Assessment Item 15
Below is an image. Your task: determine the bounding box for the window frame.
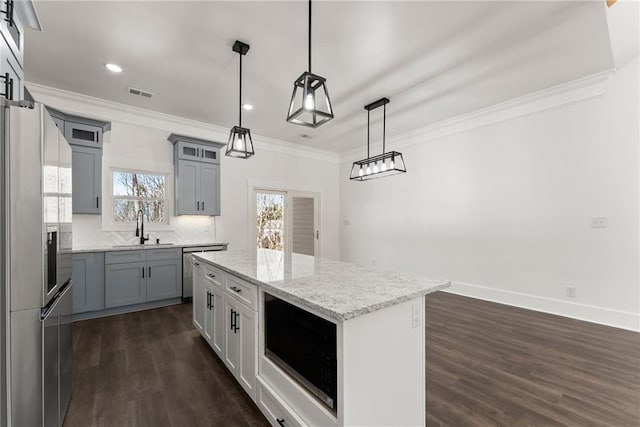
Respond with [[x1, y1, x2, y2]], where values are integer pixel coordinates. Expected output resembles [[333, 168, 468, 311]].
[[104, 167, 172, 231]]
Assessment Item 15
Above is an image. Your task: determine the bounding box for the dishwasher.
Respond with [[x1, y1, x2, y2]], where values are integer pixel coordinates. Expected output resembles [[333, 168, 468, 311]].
[[182, 245, 226, 301]]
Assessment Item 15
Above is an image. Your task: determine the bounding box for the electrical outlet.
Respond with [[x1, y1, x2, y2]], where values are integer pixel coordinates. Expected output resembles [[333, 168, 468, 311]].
[[412, 303, 421, 328], [566, 286, 577, 298], [590, 217, 608, 228]]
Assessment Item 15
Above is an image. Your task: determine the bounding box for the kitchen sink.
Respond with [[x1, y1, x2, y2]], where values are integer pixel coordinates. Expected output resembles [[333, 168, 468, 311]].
[[112, 243, 175, 248]]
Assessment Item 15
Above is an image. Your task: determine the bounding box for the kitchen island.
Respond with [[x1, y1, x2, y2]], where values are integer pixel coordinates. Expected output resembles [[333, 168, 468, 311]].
[[191, 249, 449, 426]]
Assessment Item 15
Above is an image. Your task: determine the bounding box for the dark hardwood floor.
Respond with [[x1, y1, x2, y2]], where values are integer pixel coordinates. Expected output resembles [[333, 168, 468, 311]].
[[64, 293, 640, 426], [426, 292, 640, 426], [64, 303, 269, 427]]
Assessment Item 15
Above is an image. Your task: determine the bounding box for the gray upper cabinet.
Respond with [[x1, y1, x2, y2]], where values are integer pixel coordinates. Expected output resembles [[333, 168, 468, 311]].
[[177, 160, 200, 215], [72, 252, 105, 314], [200, 163, 220, 215], [48, 109, 110, 215], [71, 145, 102, 214], [169, 133, 224, 216], [64, 121, 102, 148]]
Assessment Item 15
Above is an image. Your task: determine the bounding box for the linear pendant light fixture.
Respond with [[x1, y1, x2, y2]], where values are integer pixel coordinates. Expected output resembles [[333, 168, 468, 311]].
[[350, 98, 406, 181], [286, 0, 334, 128], [226, 40, 255, 159]]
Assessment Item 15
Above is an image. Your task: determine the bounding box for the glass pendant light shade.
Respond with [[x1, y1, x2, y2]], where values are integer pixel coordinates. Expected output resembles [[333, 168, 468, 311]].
[[349, 97, 407, 181], [286, 71, 334, 128], [226, 125, 254, 158], [286, 0, 334, 128], [226, 40, 255, 159]]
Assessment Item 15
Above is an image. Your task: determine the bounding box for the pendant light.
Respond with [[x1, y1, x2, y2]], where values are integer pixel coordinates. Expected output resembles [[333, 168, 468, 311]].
[[226, 40, 255, 159], [350, 98, 407, 181], [286, 0, 334, 128]]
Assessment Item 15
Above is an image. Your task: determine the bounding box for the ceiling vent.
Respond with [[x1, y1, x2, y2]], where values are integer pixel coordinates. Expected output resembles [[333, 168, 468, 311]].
[[128, 87, 153, 98]]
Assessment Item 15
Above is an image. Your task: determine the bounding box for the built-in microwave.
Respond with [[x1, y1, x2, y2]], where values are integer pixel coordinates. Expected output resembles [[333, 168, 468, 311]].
[[264, 293, 337, 412]]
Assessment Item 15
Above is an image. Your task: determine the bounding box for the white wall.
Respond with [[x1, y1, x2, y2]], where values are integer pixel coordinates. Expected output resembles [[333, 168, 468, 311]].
[[339, 57, 639, 331], [27, 84, 341, 259]]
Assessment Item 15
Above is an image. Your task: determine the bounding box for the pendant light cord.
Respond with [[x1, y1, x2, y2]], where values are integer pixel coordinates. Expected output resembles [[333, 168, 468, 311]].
[[239, 51, 242, 129], [382, 103, 386, 154], [308, 0, 312, 73], [367, 110, 370, 158]]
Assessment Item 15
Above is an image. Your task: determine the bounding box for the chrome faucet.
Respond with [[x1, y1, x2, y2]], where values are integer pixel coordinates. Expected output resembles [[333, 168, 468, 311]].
[[135, 209, 149, 245]]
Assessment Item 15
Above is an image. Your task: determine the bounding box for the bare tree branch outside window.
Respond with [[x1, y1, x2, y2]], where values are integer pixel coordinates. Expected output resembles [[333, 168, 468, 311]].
[[113, 171, 166, 223], [256, 193, 284, 251]]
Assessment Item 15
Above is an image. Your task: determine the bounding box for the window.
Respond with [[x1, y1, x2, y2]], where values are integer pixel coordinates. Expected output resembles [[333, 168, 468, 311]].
[[256, 192, 285, 251], [112, 170, 167, 223]]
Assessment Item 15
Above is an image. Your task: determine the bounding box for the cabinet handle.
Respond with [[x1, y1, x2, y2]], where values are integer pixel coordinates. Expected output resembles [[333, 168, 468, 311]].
[[234, 311, 240, 333], [197, 201, 200, 211], [96, 197, 99, 209], [206, 291, 210, 309], [2, 0, 14, 27], [210, 293, 214, 310], [194, 262, 200, 267], [230, 309, 235, 330], [202, 201, 205, 211], [196, 147, 200, 157], [0, 73, 13, 100], [276, 419, 285, 427], [207, 273, 215, 279], [230, 286, 242, 293], [142, 267, 145, 278], [148, 266, 151, 277]]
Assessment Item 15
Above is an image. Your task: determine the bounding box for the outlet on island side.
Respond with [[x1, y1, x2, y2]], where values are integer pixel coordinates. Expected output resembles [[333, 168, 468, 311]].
[[566, 286, 577, 298], [412, 302, 421, 328]]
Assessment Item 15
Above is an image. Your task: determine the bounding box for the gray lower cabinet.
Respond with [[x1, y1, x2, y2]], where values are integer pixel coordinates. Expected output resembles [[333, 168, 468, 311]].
[[104, 249, 182, 309], [147, 259, 182, 301], [71, 252, 105, 314], [71, 145, 102, 214], [105, 261, 147, 308]]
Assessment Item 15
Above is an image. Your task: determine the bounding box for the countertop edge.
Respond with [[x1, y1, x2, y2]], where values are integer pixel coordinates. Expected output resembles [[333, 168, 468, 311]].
[[72, 242, 229, 254], [193, 253, 452, 322]]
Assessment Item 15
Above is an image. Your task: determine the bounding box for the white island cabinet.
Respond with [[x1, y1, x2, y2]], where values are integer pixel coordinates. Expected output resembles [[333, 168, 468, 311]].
[[192, 249, 450, 427]]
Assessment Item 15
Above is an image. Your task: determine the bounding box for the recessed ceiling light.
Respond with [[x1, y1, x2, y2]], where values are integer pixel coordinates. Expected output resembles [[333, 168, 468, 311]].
[[105, 63, 123, 73], [243, 104, 253, 111]]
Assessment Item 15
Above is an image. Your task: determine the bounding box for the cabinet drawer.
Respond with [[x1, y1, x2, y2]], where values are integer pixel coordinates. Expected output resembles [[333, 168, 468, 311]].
[[203, 264, 224, 289], [226, 275, 257, 310], [105, 250, 147, 264], [257, 379, 306, 427], [146, 247, 181, 261]]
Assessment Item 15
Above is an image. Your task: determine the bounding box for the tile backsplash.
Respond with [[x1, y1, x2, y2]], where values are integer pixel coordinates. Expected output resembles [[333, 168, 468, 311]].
[[72, 214, 219, 249]]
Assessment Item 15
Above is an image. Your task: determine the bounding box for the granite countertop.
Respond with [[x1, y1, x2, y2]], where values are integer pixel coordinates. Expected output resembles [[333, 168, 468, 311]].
[[72, 242, 228, 254], [192, 249, 450, 321]]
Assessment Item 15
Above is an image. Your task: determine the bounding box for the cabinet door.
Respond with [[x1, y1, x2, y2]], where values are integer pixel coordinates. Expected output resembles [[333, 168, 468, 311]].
[[199, 146, 220, 164], [71, 146, 102, 214], [176, 160, 200, 215], [200, 163, 220, 216], [176, 141, 203, 161], [146, 259, 182, 301], [203, 282, 214, 343], [64, 121, 102, 148], [236, 302, 257, 400], [0, 41, 22, 101], [105, 262, 147, 308], [0, 6, 23, 65], [224, 297, 240, 376], [210, 283, 225, 357], [193, 262, 205, 333], [71, 252, 105, 314]]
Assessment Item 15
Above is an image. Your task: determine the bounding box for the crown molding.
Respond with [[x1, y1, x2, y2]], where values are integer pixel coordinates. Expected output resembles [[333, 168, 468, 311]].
[[340, 69, 614, 162], [26, 82, 340, 164]]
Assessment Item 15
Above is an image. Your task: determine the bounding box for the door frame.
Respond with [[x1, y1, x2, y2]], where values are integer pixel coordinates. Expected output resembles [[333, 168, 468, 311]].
[[249, 183, 321, 257]]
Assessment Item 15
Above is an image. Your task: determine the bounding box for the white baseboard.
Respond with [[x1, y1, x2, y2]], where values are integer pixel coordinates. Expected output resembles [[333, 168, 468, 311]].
[[444, 281, 640, 332]]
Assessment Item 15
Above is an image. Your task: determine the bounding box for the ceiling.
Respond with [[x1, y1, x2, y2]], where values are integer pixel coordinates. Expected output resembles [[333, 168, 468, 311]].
[[26, 1, 615, 153]]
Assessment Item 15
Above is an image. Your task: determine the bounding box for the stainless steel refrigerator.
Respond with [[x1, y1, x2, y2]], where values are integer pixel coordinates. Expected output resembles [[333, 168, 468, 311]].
[[1, 98, 73, 427]]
